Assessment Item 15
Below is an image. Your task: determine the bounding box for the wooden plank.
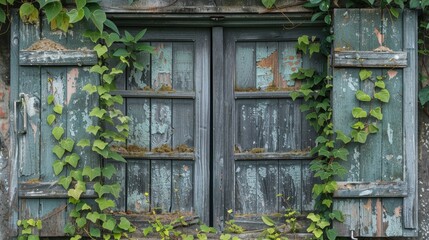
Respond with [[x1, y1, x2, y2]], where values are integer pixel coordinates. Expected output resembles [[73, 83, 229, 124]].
[[278, 161, 302, 212], [127, 98, 150, 149], [152, 42, 173, 90], [333, 51, 407, 68], [127, 160, 150, 213], [301, 161, 316, 211], [112, 90, 195, 99], [256, 42, 278, 90], [234, 151, 312, 160], [122, 153, 194, 160], [333, 199, 360, 237], [334, 181, 407, 198], [151, 160, 172, 212], [235, 42, 256, 90], [19, 50, 98, 66], [172, 99, 194, 148], [19, 182, 97, 198], [212, 27, 225, 228], [128, 49, 151, 90], [172, 161, 193, 212], [255, 100, 278, 152], [279, 42, 301, 87], [235, 161, 257, 214], [39, 200, 67, 236], [173, 42, 194, 91], [104, 162, 126, 211], [235, 91, 298, 99], [235, 99, 257, 152], [403, 9, 418, 235], [150, 99, 173, 149], [278, 99, 301, 151], [256, 161, 278, 213]]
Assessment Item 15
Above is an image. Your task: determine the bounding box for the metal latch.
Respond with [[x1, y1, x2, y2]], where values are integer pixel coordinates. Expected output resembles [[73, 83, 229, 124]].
[[14, 93, 27, 135], [351, 230, 358, 240]]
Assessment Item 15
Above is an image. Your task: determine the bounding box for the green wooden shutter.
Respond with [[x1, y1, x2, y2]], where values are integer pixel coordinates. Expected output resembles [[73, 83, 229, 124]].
[[10, 12, 98, 236], [332, 9, 418, 237]]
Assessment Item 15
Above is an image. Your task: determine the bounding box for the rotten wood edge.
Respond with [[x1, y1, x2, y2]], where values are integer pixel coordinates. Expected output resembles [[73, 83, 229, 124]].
[[111, 90, 195, 99], [333, 51, 407, 68], [122, 152, 195, 160], [234, 91, 298, 99], [234, 151, 312, 160], [334, 181, 408, 198], [19, 182, 97, 199], [19, 50, 98, 66]]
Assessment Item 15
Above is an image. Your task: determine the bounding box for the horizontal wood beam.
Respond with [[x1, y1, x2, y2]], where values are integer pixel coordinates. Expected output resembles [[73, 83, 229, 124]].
[[19, 182, 97, 199], [19, 50, 98, 66], [333, 51, 407, 68], [334, 181, 408, 198], [234, 91, 297, 99], [234, 151, 312, 160], [112, 90, 195, 99], [122, 152, 195, 160]]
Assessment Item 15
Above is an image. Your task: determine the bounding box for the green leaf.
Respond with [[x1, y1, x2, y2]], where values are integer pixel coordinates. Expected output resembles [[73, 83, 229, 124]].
[[52, 145, 65, 158], [102, 218, 116, 231], [47, 94, 55, 104], [53, 160, 65, 175], [68, 188, 84, 200], [374, 89, 390, 103], [90, 227, 101, 238], [86, 212, 100, 223], [52, 126, 64, 140], [352, 107, 367, 118], [60, 138, 75, 152], [93, 139, 108, 150], [82, 83, 98, 94], [96, 197, 116, 211], [317, 219, 330, 229], [322, 199, 332, 208], [77, 139, 90, 148], [53, 104, 63, 115], [108, 150, 127, 163], [311, 11, 324, 22], [356, 90, 371, 101], [390, 7, 399, 18], [90, 107, 107, 118], [375, 80, 385, 89], [290, 91, 301, 101], [261, 215, 275, 227], [327, 229, 338, 240], [58, 176, 72, 189], [335, 130, 351, 144], [298, 35, 309, 45], [102, 164, 117, 179], [118, 217, 131, 230], [113, 48, 130, 57], [89, 65, 109, 75], [359, 69, 372, 80], [65, 153, 80, 168], [64, 223, 76, 235], [329, 210, 344, 222], [67, 8, 84, 23], [352, 121, 365, 130], [28, 235, 39, 240], [419, 86, 429, 105], [19, 3, 39, 24], [307, 213, 320, 222], [76, 217, 87, 228], [83, 166, 101, 181], [333, 148, 349, 161], [104, 18, 119, 34], [370, 107, 383, 120], [44, 1, 62, 22], [86, 125, 101, 135], [76, 0, 86, 9], [94, 44, 108, 57], [309, 42, 320, 57], [70, 170, 83, 181], [369, 123, 379, 133], [351, 130, 368, 143], [47, 114, 56, 125], [91, 9, 106, 33]]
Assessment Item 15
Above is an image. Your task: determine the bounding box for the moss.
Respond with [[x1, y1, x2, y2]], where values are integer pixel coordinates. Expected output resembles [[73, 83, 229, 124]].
[[143, 86, 154, 91], [158, 84, 175, 92], [152, 144, 173, 153], [127, 145, 148, 153], [175, 144, 194, 153], [250, 148, 265, 153]]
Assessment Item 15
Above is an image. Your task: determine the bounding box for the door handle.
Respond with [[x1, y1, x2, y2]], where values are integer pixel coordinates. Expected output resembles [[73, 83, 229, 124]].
[[14, 93, 27, 135]]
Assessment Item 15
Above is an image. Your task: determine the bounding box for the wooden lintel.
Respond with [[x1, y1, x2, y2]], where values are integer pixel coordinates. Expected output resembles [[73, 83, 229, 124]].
[[19, 50, 98, 66], [19, 182, 97, 199], [334, 181, 408, 198], [111, 90, 195, 99], [333, 51, 407, 68], [234, 91, 297, 99], [234, 151, 312, 160]]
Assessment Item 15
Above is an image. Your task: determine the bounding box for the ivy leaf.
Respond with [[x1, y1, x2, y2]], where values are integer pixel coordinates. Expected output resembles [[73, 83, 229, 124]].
[[326, 229, 338, 240], [375, 80, 385, 89], [307, 213, 321, 222], [370, 107, 383, 120], [90, 227, 101, 238], [86, 125, 101, 135], [108, 150, 127, 163], [335, 130, 351, 144], [44, 1, 63, 22], [52, 160, 65, 175], [298, 35, 310, 45], [329, 210, 344, 222], [351, 130, 368, 144], [52, 126, 64, 140], [82, 83, 98, 94], [77, 139, 90, 148], [58, 176, 72, 189], [65, 153, 80, 168], [52, 145, 65, 158], [369, 123, 379, 133], [352, 121, 365, 130], [309, 43, 320, 57], [322, 199, 333, 208], [76, 217, 87, 228], [118, 217, 131, 230], [102, 164, 117, 180], [96, 197, 116, 211], [47, 114, 56, 125], [93, 139, 108, 150], [261, 216, 275, 227], [90, 107, 107, 118], [102, 218, 116, 231], [333, 148, 349, 161], [70, 170, 83, 181], [355, 90, 371, 102], [359, 69, 372, 81], [89, 65, 109, 75], [91, 9, 106, 33], [68, 188, 84, 200], [104, 18, 120, 34], [86, 212, 100, 223], [53, 104, 63, 115], [317, 219, 331, 229], [374, 89, 390, 103], [94, 44, 108, 57], [83, 166, 101, 181], [390, 7, 399, 18], [290, 91, 301, 101], [47, 94, 55, 105], [352, 107, 367, 118], [19, 3, 39, 24], [419, 85, 429, 105], [67, 8, 84, 23], [60, 138, 75, 152]]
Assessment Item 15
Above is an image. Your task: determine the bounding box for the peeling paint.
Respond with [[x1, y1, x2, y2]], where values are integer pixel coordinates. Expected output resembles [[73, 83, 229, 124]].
[[387, 123, 393, 144], [66, 68, 78, 105]]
